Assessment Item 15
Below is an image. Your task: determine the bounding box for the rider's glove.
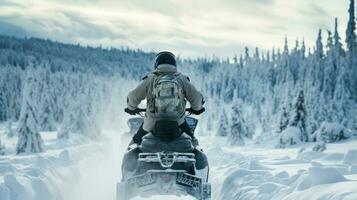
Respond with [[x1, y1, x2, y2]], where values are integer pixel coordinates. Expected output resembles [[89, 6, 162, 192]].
[[132, 134, 142, 144], [125, 108, 139, 115], [188, 107, 205, 115], [192, 137, 199, 147], [127, 142, 138, 151]]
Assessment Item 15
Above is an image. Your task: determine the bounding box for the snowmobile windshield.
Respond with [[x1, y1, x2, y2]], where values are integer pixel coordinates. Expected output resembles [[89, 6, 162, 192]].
[[185, 117, 198, 132]]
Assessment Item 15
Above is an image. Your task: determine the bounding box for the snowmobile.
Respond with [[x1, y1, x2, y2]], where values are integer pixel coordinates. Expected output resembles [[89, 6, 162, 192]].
[[117, 109, 211, 200]]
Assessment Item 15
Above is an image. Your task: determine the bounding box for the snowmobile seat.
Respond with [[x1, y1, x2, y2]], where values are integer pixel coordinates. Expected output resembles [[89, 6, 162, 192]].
[[139, 133, 194, 153]]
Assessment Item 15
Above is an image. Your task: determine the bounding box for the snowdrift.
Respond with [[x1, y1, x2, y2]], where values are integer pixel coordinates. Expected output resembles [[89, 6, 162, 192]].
[[211, 139, 357, 200]]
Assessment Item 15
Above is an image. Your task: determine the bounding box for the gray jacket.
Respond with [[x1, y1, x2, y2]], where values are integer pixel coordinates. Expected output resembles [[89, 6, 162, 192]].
[[127, 64, 204, 131]]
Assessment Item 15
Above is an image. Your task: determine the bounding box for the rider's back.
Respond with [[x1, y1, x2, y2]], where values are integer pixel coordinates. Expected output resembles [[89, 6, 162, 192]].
[[127, 63, 204, 135]]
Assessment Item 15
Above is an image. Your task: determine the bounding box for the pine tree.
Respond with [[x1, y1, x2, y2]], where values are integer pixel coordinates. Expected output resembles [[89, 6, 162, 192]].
[[345, 0, 357, 99], [217, 109, 229, 136], [16, 72, 44, 154], [333, 62, 353, 125], [254, 47, 260, 61], [301, 39, 306, 58], [0, 86, 5, 121], [244, 47, 250, 64], [0, 137, 5, 155], [316, 29, 324, 59], [290, 90, 308, 142], [228, 105, 250, 146], [315, 29, 325, 92], [334, 18, 344, 57], [324, 30, 336, 99], [38, 68, 56, 131], [57, 76, 101, 139], [57, 109, 73, 139], [283, 36, 289, 54], [5, 121, 15, 137], [239, 55, 244, 68], [346, 0, 356, 53], [279, 107, 289, 133]]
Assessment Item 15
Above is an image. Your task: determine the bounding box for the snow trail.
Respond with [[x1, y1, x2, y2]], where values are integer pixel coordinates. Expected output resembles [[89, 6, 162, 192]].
[[50, 134, 357, 200], [2, 128, 357, 200], [62, 130, 128, 200]]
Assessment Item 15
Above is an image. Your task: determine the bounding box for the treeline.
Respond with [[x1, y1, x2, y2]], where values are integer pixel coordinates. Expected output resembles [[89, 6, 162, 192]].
[[1, 0, 357, 153], [209, 2, 357, 146]]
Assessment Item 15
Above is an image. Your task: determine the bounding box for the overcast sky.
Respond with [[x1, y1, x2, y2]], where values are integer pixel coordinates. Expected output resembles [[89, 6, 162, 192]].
[[0, 0, 350, 58]]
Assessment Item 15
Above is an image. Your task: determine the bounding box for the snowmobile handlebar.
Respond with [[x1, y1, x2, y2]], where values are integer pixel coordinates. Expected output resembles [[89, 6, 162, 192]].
[[124, 107, 205, 115]]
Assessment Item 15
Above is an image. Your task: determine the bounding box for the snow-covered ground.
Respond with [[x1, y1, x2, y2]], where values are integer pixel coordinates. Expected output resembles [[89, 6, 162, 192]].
[[205, 137, 357, 200], [1, 125, 357, 200]]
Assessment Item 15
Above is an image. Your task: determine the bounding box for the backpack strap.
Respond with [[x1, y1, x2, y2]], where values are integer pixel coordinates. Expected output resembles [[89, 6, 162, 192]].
[[146, 73, 157, 113]]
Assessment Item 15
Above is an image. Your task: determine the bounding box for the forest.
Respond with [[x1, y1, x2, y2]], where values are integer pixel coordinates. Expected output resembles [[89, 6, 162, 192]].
[[0, 0, 356, 154]]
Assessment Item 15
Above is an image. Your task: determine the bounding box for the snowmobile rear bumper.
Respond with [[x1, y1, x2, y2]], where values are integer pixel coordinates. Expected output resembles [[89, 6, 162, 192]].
[[117, 170, 211, 200]]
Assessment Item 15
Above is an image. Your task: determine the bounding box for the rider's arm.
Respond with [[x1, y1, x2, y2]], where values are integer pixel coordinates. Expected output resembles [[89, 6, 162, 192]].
[[179, 75, 205, 111], [127, 76, 151, 110]]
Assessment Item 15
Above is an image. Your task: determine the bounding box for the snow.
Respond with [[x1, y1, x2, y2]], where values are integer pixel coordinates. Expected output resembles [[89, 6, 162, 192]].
[[313, 122, 350, 143], [206, 137, 357, 200], [1, 123, 357, 200], [296, 167, 346, 191], [343, 150, 357, 165], [0, 13, 357, 199], [279, 126, 302, 146]]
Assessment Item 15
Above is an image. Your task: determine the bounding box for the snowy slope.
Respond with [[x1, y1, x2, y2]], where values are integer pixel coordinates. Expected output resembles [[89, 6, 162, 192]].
[[207, 138, 357, 200], [1, 124, 357, 200]]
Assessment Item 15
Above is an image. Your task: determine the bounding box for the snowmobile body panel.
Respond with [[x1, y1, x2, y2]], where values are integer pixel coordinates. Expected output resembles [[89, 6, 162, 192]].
[[117, 170, 211, 200]]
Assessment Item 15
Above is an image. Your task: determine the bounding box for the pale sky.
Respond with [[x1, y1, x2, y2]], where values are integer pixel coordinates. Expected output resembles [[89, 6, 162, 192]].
[[0, 0, 350, 58]]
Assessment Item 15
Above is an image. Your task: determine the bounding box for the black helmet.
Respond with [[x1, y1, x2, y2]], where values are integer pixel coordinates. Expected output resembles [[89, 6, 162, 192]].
[[154, 51, 176, 68]]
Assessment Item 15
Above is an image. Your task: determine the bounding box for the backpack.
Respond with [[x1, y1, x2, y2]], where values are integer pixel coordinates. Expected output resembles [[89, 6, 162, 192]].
[[151, 73, 186, 120]]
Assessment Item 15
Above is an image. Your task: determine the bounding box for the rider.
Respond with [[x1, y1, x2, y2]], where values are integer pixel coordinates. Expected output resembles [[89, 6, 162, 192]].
[[125, 51, 205, 146]]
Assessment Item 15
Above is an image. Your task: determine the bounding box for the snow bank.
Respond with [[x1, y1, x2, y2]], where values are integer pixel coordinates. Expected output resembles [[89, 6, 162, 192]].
[[0, 130, 114, 200], [0, 150, 78, 200], [296, 167, 346, 191], [313, 122, 350, 143], [212, 140, 357, 200], [343, 149, 357, 165], [249, 159, 271, 170], [217, 168, 272, 200], [278, 127, 302, 147]]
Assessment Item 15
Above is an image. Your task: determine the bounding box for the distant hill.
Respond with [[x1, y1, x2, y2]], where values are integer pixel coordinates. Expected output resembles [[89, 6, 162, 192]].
[[0, 35, 156, 77]]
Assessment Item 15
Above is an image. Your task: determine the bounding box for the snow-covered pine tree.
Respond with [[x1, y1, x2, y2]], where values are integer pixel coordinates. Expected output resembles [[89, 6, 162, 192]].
[[57, 74, 101, 139], [57, 105, 74, 139], [334, 18, 344, 58], [0, 83, 5, 121], [37, 67, 57, 131], [281, 37, 292, 83], [228, 104, 251, 146], [5, 121, 15, 137], [0, 137, 5, 155], [346, 0, 356, 54], [315, 29, 325, 92], [217, 109, 229, 136], [324, 30, 336, 100], [16, 70, 44, 154], [238, 55, 244, 68], [279, 106, 289, 133], [316, 29, 324, 59], [333, 61, 353, 126], [289, 90, 308, 142]]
